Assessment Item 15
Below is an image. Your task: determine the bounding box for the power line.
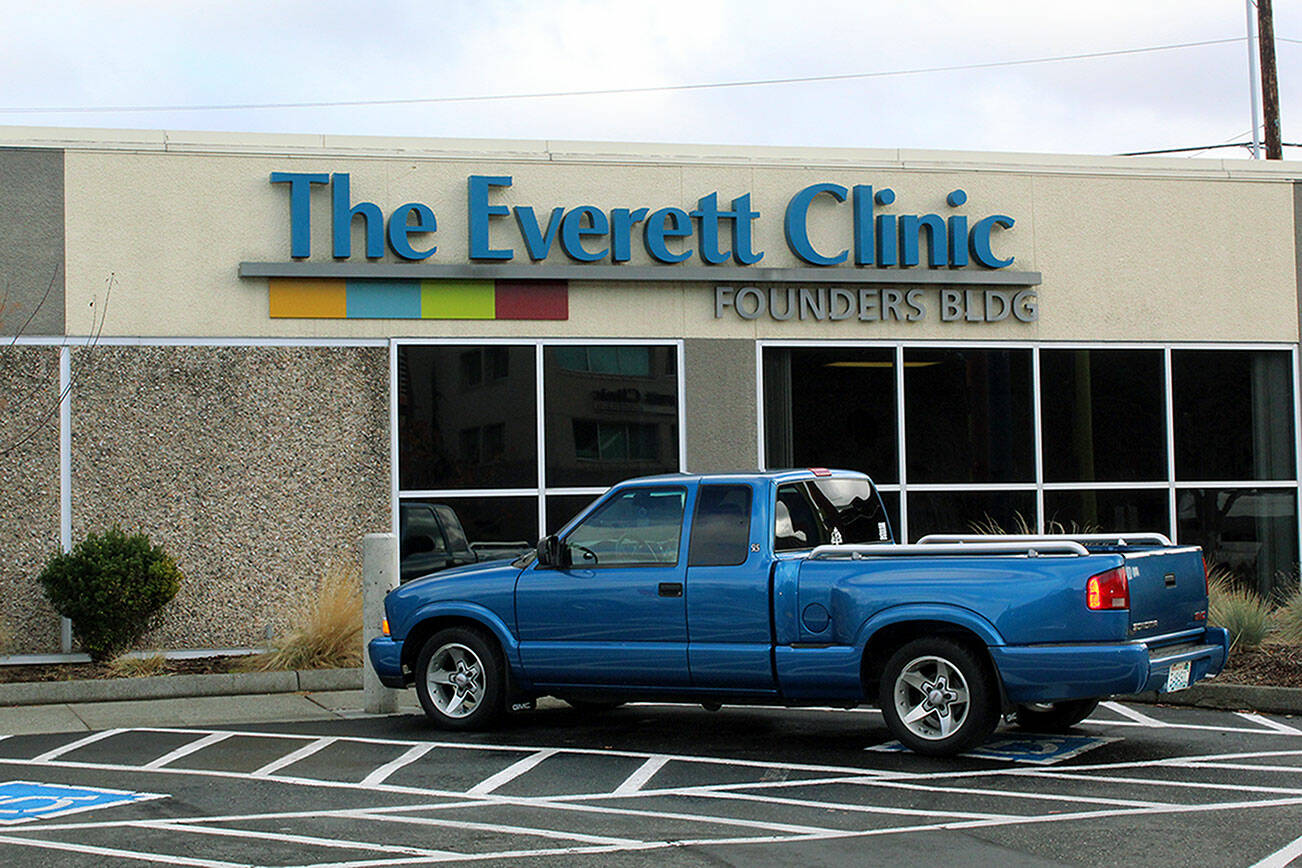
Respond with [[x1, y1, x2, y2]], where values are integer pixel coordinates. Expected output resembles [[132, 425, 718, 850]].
[[0, 37, 1248, 115], [1118, 141, 1302, 156]]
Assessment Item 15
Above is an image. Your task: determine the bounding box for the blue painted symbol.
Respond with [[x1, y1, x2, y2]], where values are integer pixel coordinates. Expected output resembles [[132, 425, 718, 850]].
[[868, 733, 1118, 764], [0, 781, 164, 824]]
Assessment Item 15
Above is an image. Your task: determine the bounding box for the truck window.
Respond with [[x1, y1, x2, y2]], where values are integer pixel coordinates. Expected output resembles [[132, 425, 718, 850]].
[[402, 505, 449, 557], [775, 483, 823, 551], [564, 487, 685, 567], [689, 485, 752, 567], [806, 478, 890, 544], [433, 505, 470, 552]]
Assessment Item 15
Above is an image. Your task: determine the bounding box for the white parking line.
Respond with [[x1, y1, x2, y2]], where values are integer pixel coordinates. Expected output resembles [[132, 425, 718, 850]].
[[466, 749, 558, 796], [1237, 712, 1302, 736], [142, 732, 234, 770], [0, 833, 243, 867], [30, 728, 124, 762], [1251, 830, 1302, 868], [349, 809, 643, 846], [360, 743, 436, 786], [1099, 702, 1165, 726], [250, 736, 337, 778], [144, 820, 457, 859], [611, 755, 669, 796]]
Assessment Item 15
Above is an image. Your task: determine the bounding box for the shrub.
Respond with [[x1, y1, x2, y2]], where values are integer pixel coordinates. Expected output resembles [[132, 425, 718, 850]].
[[107, 653, 168, 678], [1276, 585, 1302, 643], [1207, 566, 1272, 650], [38, 527, 183, 662], [246, 560, 362, 671]]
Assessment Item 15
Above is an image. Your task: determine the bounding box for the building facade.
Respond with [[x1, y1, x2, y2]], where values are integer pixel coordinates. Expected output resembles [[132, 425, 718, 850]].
[[2, 127, 1300, 654]]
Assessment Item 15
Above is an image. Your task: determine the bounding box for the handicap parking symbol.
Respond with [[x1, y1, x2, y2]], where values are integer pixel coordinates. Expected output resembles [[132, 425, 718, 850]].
[[868, 733, 1118, 764], [0, 781, 165, 824]]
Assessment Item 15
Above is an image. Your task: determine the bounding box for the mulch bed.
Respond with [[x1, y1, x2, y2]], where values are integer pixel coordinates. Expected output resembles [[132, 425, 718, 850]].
[[0, 656, 248, 683], [1219, 642, 1302, 689]]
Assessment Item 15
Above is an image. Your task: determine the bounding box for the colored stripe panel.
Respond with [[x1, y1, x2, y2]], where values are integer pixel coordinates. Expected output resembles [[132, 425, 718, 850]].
[[346, 280, 422, 319], [268, 278, 347, 318], [420, 280, 496, 319], [495, 279, 569, 320]]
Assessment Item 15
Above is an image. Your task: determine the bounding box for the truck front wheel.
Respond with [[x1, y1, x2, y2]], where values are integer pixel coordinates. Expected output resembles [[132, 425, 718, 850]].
[[878, 637, 1000, 756], [415, 627, 505, 731]]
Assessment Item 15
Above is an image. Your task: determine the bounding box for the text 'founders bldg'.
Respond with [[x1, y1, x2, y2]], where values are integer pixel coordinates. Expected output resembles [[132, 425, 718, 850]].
[[1, 126, 1300, 654]]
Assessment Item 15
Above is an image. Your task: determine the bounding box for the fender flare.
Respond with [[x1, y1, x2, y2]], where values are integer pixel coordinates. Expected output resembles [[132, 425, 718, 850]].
[[401, 601, 528, 686], [852, 603, 1005, 651]]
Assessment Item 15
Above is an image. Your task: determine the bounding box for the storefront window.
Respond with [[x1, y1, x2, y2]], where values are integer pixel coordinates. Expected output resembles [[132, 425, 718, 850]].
[[399, 495, 538, 560], [906, 490, 1037, 541], [762, 347, 898, 482], [1177, 488, 1298, 598], [544, 345, 679, 488], [398, 345, 537, 490], [904, 349, 1034, 484], [1173, 350, 1295, 481], [1043, 488, 1170, 534], [546, 494, 602, 534], [1040, 349, 1166, 482]]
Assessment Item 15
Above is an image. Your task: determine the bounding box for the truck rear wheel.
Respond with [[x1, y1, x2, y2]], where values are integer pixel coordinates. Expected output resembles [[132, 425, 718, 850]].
[[878, 637, 999, 756], [415, 626, 505, 731], [1014, 699, 1099, 732]]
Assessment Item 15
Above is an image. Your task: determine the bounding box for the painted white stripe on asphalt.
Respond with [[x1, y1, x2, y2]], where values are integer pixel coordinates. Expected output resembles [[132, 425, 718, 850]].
[[466, 749, 558, 796], [349, 809, 642, 846], [360, 743, 436, 787], [1251, 830, 1302, 868], [1237, 712, 1302, 735], [146, 820, 457, 859], [250, 736, 337, 778], [612, 755, 669, 796], [1100, 702, 1165, 726], [30, 727, 124, 762], [0, 833, 243, 868], [142, 731, 234, 770]]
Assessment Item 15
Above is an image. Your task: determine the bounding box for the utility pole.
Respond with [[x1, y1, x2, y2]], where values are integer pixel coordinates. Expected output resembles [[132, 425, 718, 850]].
[[1257, 0, 1282, 159]]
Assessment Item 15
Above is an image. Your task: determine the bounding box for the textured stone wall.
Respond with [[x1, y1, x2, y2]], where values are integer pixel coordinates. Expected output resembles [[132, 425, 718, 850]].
[[0, 347, 62, 653], [70, 345, 389, 649]]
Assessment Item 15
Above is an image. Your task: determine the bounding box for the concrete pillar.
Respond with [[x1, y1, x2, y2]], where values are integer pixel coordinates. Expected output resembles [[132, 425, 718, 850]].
[[362, 532, 399, 714]]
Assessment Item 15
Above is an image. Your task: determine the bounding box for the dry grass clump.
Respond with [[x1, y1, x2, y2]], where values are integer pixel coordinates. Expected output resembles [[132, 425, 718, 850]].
[[245, 561, 363, 671], [1275, 585, 1302, 643], [1207, 565, 1273, 651], [106, 653, 167, 678]]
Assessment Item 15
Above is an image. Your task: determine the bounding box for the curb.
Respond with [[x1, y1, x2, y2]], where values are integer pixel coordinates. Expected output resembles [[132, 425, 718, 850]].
[[0, 668, 363, 707], [1122, 682, 1302, 716]]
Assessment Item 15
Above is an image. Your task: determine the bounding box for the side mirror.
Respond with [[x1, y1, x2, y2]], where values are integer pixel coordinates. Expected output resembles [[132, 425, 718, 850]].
[[536, 534, 567, 568]]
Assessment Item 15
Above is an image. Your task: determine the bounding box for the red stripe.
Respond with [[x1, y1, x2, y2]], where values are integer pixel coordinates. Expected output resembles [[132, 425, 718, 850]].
[[494, 280, 568, 320]]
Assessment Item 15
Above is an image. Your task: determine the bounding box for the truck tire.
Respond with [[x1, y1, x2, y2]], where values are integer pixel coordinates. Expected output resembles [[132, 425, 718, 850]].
[[1014, 699, 1099, 732], [414, 626, 505, 731], [878, 637, 1000, 756]]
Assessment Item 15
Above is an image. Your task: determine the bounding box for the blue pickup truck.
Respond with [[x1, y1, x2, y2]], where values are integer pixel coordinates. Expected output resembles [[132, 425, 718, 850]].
[[368, 469, 1229, 755]]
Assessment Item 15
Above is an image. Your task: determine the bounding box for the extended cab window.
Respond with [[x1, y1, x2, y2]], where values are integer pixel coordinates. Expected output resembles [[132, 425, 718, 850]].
[[402, 505, 449, 558], [775, 478, 888, 551], [564, 487, 685, 567], [689, 485, 753, 567]]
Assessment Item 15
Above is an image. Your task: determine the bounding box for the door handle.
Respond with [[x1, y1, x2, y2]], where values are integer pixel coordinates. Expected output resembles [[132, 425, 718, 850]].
[[658, 582, 683, 598]]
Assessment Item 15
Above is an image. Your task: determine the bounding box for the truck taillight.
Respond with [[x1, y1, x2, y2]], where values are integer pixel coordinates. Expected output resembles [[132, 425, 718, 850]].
[[1087, 567, 1129, 611]]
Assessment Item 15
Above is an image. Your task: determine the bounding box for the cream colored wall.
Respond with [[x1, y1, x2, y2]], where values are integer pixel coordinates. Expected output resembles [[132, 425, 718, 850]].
[[52, 133, 1300, 342]]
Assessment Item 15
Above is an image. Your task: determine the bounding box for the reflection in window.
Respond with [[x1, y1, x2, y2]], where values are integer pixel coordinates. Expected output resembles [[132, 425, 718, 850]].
[[763, 347, 897, 482], [1043, 489, 1170, 534], [1173, 350, 1295, 481], [907, 490, 1037, 542], [1040, 350, 1166, 482], [399, 345, 537, 490], [904, 349, 1034, 484], [544, 346, 679, 488], [565, 487, 685, 566], [546, 495, 601, 535], [411, 495, 539, 554], [1178, 488, 1298, 599]]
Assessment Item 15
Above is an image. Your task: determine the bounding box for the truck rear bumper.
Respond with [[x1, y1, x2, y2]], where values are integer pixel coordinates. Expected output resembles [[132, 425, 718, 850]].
[[991, 626, 1230, 704], [366, 637, 408, 688]]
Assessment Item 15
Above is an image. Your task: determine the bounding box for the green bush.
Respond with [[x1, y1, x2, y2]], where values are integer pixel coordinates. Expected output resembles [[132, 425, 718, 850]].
[[1207, 568, 1272, 650], [38, 527, 183, 662]]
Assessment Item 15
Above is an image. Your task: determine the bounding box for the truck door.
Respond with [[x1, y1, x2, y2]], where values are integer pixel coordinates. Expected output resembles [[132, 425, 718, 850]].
[[516, 485, 691, 686], [686, 483, 777, 691]]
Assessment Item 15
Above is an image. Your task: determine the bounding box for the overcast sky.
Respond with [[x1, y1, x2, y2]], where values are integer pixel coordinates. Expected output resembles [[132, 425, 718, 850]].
[[1, 0, 1299, 159]]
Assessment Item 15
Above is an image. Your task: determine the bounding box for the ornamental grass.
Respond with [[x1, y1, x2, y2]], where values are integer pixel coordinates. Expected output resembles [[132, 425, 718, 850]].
[[245, 560, 363, 671], [1207, 565, 1273, 651]]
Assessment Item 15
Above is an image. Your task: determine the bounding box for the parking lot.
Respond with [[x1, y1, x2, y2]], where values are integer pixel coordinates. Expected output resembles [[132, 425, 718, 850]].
[[0, 699, 1299, 867]]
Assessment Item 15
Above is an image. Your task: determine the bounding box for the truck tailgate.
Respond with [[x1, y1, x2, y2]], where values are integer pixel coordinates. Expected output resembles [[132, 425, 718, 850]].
[[1121, 546, 1207, 640]]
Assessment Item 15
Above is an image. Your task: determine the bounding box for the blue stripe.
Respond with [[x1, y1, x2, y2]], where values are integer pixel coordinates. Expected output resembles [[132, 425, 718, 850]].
[[346, 280, 421, 318]]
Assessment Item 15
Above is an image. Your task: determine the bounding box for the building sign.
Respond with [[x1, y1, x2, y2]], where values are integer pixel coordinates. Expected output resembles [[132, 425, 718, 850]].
[[268, 173, 1018, 271], [714, 286, 1038, 323]]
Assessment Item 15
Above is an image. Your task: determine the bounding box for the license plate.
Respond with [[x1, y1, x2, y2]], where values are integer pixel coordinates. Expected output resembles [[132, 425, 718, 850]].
[[1164, 660, 1191, 692]]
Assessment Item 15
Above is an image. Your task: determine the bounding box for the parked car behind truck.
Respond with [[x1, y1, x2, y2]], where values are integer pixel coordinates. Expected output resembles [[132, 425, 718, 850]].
[[399, 501, 533, 583], [370, 469, 1229, 756]]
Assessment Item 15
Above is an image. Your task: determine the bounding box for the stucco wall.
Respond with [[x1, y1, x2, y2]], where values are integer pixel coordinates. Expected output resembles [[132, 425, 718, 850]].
[[69, 345, 389, 648], [0, 347, 62, 653], [0, 148, 63, 337], [39, 132, 1297, 344]]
